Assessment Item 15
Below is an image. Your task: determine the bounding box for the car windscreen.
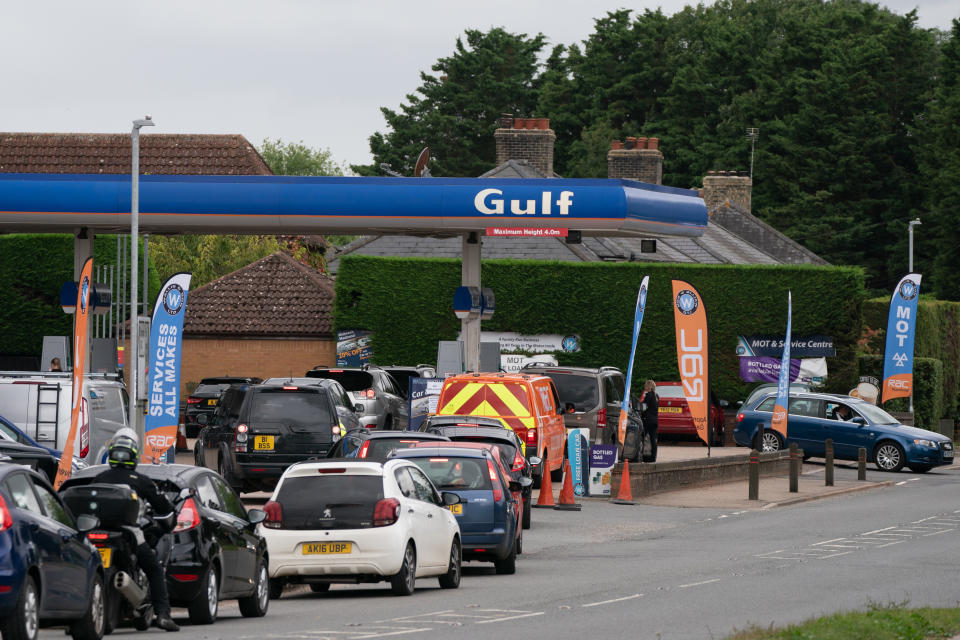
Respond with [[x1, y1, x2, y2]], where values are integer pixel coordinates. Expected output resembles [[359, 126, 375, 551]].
[[193, 383, 232, 395], [447, 436, 517, 463], [248, 390, 332, 427], [366, 438, 432, 460], [656, 385, 687, 399], [854, 402, 899, 425], [276, 475, 383, 529], [305, 370, 374, 392], [544, 373, 599, 409], [408, 457, 492, 490]]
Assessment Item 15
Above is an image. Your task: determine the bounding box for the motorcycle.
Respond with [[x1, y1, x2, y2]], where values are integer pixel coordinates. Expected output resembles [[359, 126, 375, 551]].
[[61, 483, 188, 634]]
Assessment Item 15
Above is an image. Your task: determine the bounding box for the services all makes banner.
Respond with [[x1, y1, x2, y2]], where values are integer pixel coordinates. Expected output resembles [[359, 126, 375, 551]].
[[618, 276, 649, 447], [881, 273, 922, 403], [671, 281, 710, 446], [143, 273, 192, 464]]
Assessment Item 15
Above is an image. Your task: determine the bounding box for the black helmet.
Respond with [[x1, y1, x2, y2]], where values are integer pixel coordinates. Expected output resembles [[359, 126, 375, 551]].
[[107, 427, 139, 469]]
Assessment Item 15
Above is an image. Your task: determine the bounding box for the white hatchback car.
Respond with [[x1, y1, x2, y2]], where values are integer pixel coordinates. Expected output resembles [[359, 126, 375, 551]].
[[261, 459, 463, 596]]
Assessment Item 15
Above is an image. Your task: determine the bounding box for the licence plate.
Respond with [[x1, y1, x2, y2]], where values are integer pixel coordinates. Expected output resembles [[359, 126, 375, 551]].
[[254, 435, 275, 451], [302, 542, 351, 555], [944, 449, 954, 459], [207, 399, 217, 406], [447, 504, 463, 515], [659, 407, 683, 413], [98, 548, 111, 568]]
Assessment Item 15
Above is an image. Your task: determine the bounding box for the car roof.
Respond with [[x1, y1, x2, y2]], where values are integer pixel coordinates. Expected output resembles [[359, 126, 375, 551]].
[[426, 415, 505, 427], [283, 460, 411, 478], [0, 462, 50, 483], [391, 445, 491, 460], [0, 441, 56, 457], [750, 391, 865, 405], [68, 463, 200, 484], [521, 365, 622, 375], [427, 426, 518, 442], [199, 376, 260, 384], [351, 430, 450, 441], [442, 372, 547, 384]]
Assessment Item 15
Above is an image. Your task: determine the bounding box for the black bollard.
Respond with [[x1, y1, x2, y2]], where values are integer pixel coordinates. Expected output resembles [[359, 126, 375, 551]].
[[789, 443, 799, 493], [858, 447, 867, 480], [825, 438, 834, 486], [749, 449, 759, 500]]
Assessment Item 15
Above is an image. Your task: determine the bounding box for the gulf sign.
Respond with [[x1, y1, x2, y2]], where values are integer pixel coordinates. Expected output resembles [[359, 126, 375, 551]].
[[881, 274, 921, 403], [671, 281, 710, 445]]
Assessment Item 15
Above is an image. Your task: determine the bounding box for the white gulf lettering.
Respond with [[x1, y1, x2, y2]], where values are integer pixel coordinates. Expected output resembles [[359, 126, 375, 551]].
[[475, 188, 504, 215], [510, 200, 536, 215]]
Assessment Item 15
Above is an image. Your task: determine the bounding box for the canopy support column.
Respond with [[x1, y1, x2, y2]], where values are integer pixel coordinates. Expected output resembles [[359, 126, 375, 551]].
[[461, 232, 481, 372]]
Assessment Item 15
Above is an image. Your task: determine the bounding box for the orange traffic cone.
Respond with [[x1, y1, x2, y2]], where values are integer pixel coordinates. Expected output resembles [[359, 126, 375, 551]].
[[533, 461, 556, 508], [611, 460, 636, 505], [175, 423, 189, 453], [554, 459, 582, 511]]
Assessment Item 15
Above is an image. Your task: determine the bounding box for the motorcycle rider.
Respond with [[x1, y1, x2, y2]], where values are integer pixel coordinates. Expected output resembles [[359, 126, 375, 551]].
[[95, 428, 180, 632]]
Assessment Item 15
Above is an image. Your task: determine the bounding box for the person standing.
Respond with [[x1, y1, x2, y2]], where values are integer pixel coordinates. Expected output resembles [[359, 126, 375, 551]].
[[640, 380, 659, 462]]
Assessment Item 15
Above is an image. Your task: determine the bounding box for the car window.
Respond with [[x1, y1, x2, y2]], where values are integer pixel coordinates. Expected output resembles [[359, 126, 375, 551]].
[[604, 376, 621, 404], [194, 474, 222, 510], [367, 438, 428, 460], [756, 397, 775, 412], [194, 383, 232, 394], [410, 457, 491, 492], [407, 466, 442, 505], [544, 374, 599, 410], [210, 475, 247, 519], [33, 480, 76, 527], [338, 435, 362, 457], [248, 390, 333, 427], [329, 381, 353, 410], [380, 373, 401, 396], [394, 467, 416, 498], [4, 473, 42, 513], [275, 475, 384, 529], [656, 385, 687, 399], [789, 399, 820, 417], [0, 418, 23, 442], [305, 370, 374, 392]]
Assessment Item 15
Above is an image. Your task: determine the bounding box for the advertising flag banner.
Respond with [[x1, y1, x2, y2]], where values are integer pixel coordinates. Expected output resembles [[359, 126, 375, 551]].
[[567, 428, 590, 497], [618, 276, 649, 447], [54, 257, 93, 489], [770, 292, 792, 439], [143, 273, 192, 464], [881, 274, 922, 403], [671, 281, 710, 446]]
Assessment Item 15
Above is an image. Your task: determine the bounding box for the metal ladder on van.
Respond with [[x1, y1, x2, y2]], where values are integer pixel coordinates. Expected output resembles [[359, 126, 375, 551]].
[[35, 383, 61, 445]]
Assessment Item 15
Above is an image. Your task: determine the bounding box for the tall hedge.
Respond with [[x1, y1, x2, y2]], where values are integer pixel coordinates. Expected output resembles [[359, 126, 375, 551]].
[[862, 298, 960, 420], [0, 234, 160, 356], [858, 355, 944, 432], [334, 255, 866, 402]]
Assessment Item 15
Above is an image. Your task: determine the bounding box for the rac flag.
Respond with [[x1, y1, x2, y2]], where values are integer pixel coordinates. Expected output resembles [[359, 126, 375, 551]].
[[770, 292, 792, 440], [881, 273, 921, 404], [618, 276, 649, 448], [143, 273, 192, 464], [671, 281, 710, 446], [54, 256, 93, 489]]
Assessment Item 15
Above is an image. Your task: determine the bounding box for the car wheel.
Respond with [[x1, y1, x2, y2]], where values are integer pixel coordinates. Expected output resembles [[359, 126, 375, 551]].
[[760, 430, 782, 452], [309, 583, 331, 593], [437, 539, 461, 589], [874, 441, 905, 472], [268, 579, 285, 600], [194, 445, 204, 468], [238, 558, 269, 618], [69, 573, 105, 640], [516, 527, 523, 556], [522, 495, 531, 530], [494, 538, 517, 575], [908, 465, 932, 474], [390, 543, 417, 596], [383, 415, 393, 431], [218, 456, 242, 493], [0, 574, 39, 640], [188, 566, 219, 625]]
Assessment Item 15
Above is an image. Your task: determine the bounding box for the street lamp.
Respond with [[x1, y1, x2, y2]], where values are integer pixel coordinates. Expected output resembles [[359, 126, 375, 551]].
[[128, 115, 154, 432], [908, 218, 921, 272]]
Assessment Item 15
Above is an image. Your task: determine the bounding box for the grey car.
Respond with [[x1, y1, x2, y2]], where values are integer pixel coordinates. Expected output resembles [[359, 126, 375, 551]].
[[519, 365, 627, 445], [304, 366, 409, 430], [379, 365, 437, 399]]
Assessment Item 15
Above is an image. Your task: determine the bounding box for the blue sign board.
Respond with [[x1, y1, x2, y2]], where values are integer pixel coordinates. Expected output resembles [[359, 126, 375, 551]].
[[567, 429, 590, 497]]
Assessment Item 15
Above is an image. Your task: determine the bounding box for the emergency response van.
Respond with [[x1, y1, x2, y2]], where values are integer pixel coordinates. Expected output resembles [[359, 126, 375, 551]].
[[435, 373, 566, 485]]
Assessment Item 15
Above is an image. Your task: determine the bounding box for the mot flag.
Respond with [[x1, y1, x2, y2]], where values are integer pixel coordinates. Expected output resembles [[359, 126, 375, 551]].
[[143, 272, 192, 464], [881, 274, 921, 404], [770, 292, 792, 439], [671, 280, 710, 446], [618, 276, 649, 447]]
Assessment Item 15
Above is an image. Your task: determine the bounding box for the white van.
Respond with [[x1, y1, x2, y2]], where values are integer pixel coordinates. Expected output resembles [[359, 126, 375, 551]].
[[0, 371, 129, 465]]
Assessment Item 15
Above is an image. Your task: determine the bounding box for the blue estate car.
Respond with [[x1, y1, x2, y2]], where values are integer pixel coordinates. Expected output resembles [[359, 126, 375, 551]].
[[0, 463, 105, 640], [734, 392, 954, 473], [390, 445, 526, 574]]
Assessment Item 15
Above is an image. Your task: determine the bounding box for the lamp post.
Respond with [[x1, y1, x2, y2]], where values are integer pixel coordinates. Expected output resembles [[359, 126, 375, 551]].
[[908, 217, 921, 415], [128, 115, 154, 432]]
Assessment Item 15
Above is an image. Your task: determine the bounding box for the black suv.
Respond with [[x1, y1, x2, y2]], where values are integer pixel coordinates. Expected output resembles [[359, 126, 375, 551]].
[[520, 365, 627, 445], [194, 379, 361, 493], [185, 376, 262, 436]]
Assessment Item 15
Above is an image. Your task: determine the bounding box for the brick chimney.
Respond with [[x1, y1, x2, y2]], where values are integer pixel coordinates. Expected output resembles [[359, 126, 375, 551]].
[[701, 170, 752, 213], [494, 114, 555, 176], [607, 137, 662, 184]]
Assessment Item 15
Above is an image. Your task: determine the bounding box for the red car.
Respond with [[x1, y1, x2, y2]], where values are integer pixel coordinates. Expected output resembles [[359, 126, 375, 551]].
[[654, 382, 726, 446]]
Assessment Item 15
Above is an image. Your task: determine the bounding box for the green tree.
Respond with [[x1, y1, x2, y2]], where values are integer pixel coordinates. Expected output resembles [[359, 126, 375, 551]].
[[259, 138, 345, 176], [150, 235, 283, 288], [357, 28, 546, 177]]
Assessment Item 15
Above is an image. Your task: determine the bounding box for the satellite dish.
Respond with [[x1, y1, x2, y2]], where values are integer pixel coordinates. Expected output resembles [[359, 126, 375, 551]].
[[414, 147, 430, 177]]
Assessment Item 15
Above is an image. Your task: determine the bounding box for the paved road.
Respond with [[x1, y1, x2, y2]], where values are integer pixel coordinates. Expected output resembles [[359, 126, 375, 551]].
[[50, 450, 959, 640]]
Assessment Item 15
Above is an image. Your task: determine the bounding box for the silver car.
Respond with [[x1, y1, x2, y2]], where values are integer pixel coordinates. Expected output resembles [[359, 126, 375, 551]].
[[304, 366, 409, 430]]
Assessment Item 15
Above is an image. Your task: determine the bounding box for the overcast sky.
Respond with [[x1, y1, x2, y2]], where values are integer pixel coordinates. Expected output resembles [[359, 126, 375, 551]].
[[2, 1, 956, 171]]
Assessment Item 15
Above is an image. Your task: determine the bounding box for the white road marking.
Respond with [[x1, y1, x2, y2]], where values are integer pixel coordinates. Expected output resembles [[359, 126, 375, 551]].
[[475, 612, 545, 624], [582, 594, 642, 608], [677, 578, 720, 588]]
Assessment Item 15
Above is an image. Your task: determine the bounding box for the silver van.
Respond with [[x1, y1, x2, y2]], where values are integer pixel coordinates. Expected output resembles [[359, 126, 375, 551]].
[[0, 371, 129, 465]]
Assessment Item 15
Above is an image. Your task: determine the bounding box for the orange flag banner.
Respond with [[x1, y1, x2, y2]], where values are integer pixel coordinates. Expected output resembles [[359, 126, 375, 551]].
[[671, 280, 710, 446]]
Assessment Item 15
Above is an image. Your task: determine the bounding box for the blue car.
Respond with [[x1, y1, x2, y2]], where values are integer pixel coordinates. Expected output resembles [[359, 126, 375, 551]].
[[0, 462, 105, 640], [390, 445, 526, 574], [734, 392, 954, 473]]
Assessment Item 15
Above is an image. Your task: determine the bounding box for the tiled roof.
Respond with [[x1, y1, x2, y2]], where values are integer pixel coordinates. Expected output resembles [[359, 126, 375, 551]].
[[0, 133, 272, 175], [183, 252, 334, 337]]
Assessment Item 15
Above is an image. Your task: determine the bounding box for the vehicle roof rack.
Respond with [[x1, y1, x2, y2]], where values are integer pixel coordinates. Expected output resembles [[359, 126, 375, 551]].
[[0, 370, 123, 381]]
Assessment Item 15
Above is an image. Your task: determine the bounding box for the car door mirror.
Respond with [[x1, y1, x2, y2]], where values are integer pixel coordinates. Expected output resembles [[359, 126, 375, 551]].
[[528, 456, 542, 467], [178, 487, 193, 501], [197, 414, 209, 425], [512, 477, 533, 490], [247, 508, 267, 525], [851, 417, 867, 426], [719, 399, 729, 408], [441, 491, 463, 506], [76, 514, 100, 533], [354, 404, 364, 413]]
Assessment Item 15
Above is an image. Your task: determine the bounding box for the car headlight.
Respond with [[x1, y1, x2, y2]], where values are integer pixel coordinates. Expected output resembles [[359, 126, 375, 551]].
[[913, 439, 937, 448], [71, 457, 88, 470]]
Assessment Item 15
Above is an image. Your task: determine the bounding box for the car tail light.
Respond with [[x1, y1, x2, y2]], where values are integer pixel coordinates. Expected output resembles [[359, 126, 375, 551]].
[[87, 532, 108, 541], [78, 397, 89, 458], [736, 413, 744, 423], [186, 397, 202, 404], [234, 424, 248, 453], [524, 428, 538, 447], [317, 468, 346, 473], [0, 495, 12, 532], [373, 498, 400, 527], [174, 498, 201, 533], [263, 501, 283, 529], [358, 441, 371, 458], [487, 460, 503, 502], [282, 386, 299, 391], [171, 574, 199, 582], [597, 408, 607, 428], [361, 388, 376, 399], [511, 451, 526, 472]]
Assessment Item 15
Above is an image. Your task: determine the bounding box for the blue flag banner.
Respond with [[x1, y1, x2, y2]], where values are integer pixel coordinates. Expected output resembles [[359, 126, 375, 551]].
[[881, 274, 922, 404], [143, 273, 192, 464], [770, 292, 792, 439], [617, 276, 649, 449]]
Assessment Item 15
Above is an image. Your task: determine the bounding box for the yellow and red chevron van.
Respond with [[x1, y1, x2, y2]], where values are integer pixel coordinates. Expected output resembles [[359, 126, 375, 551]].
[[435, 373, 566, 484]]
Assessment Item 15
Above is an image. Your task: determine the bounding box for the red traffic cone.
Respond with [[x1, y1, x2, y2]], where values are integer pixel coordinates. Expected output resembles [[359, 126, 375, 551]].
[[554, 459, 582, 511], [533, 461, 556, 508], [175, 423, 189, 452], [611, 460, 635, 505]]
